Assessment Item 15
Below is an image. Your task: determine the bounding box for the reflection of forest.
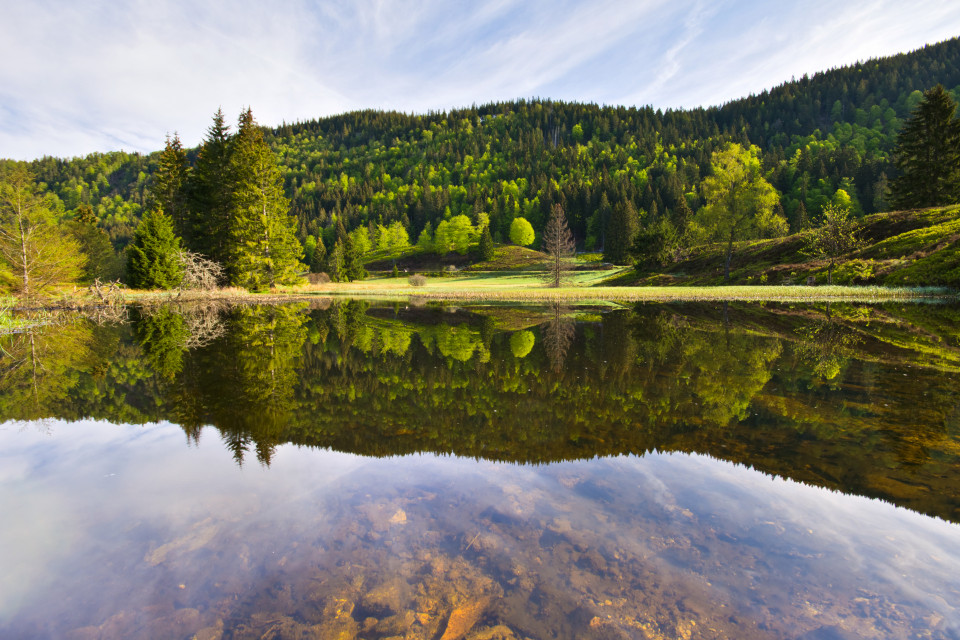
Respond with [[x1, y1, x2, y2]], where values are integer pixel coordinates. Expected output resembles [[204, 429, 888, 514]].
[[2, 301, 960, 521]]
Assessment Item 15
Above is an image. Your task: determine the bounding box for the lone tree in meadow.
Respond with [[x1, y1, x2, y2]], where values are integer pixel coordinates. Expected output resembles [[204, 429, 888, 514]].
[[805, 204, 862, 284], [890, 85, 960, 209], [542, 204, 576, 287], [696, 143, 786, 280]]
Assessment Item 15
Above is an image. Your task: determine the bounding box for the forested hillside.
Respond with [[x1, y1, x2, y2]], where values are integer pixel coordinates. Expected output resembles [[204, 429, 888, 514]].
[[17, 37, 960, 255]]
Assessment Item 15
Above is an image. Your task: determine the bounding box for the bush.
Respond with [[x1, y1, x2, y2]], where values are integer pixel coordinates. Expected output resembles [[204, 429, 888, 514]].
[[307, 272, 331, 284], [408, 274, 427, 287]]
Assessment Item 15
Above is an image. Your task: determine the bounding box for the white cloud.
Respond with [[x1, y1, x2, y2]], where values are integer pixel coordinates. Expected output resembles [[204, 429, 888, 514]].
[[1, 0, 960, 159]]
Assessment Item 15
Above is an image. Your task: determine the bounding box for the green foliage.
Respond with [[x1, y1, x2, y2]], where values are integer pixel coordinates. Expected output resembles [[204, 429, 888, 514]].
[[509, 217, 535, 247], [510, 330, 535, 358], [188, 109, 233, 265], [478, 225, 495, 261], [227, 109, 304, 290], [604, 200, 639, 264], [0, 164, 86, 295], [695, 143, 786, 279], [434, 215, 474, 254], [126, 208, 183, 290], [890, 85, 960, 208], [805, 204, 863, 284], [309, 235, 327, 273], [151, 134, 190, 240]]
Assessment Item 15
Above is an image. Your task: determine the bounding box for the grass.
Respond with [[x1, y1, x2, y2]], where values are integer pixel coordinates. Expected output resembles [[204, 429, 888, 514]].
[[300, 273, 952, 303]]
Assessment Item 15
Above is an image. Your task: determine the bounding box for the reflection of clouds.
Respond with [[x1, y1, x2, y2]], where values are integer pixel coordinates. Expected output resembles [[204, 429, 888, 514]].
[[1, 422, 958, 634]]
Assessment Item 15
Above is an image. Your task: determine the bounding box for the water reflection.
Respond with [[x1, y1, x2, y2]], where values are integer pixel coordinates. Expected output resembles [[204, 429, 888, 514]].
[[1, 300, 960, 637], [1, 420, 959, 639]]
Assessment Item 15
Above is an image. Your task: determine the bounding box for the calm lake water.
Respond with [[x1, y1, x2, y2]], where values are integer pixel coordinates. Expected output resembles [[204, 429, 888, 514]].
[[1, 300, 959, 639]]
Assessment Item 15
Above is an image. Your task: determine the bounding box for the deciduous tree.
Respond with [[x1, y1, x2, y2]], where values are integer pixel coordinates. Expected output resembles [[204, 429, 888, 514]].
[[509, 217, 535, 247], [805, 204, 862, 284], [695, 143, 785, 280], [0, 164, 85, 296]]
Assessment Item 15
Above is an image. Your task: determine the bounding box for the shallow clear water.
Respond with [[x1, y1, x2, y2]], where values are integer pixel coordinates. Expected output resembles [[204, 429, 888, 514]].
[[1, 300, 959, 639]]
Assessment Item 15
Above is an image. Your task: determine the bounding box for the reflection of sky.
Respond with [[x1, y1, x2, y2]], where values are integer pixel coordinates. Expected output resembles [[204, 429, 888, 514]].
[[1, 419, 959, 635]]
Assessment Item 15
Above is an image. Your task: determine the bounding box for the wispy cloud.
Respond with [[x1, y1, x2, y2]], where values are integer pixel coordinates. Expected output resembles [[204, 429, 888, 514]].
[[1, 0, 959, 159]]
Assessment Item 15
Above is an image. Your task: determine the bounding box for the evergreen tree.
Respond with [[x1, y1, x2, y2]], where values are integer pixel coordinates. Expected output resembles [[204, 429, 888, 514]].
[[310, 235, 328, 273], [890, 85, 960, 208], [227, 109, 303, 290], [188, 109, 232, 264], [152, 134, 190, 241], [344, 236, 366, 281], [329, 239, 346, 282], [126, 208, 183, 289], [604, 201, 639, 264], [478, 224, 495, 261]]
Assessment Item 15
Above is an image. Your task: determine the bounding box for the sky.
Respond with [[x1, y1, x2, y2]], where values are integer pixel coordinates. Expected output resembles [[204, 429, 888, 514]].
[[2, 0, 960, 161]]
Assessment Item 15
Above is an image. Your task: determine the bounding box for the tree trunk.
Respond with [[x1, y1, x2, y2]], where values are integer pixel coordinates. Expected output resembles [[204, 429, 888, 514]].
[[827, 262, 834, 285], [724, 234, 734, 281]]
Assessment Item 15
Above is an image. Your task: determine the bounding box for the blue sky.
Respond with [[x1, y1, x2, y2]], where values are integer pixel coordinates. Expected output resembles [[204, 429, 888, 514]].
[[2, 0, 960, 160]]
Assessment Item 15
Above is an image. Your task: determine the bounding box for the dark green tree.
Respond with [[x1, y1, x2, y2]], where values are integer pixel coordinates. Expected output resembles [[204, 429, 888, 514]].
[[151, 134, 190, 241], [344, 235, 367, 281], [67, 205, 121, 282], [310, 234, 328, 273], [126, 207, 183, 289], [890, 85, 960, 208], [227, 109, 304, 290], [478, 224, 495, 261], [604, 200, 639, 264], [187, 109, 232, 264]]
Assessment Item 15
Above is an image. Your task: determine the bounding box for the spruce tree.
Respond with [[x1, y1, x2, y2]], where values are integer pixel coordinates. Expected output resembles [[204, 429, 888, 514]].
[[227, 108, 303, 290], [478, 224, 495, 261], [187, 109, 233, 265], [127, 208, 183, 290], [542, 204, 575, 287], [604, 201, 639, 264], [891, 85, 960, 208], [310, 235, 328, 273], [152, 133, 190, 242], [329, 239, 346, 282]]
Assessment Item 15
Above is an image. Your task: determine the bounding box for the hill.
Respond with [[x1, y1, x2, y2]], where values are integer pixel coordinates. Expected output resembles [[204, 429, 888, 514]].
[[10, 36, 960, 274], [617, 205, 960, 288]]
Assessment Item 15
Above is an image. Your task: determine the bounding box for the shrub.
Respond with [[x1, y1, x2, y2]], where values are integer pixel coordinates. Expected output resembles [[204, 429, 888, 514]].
[[307, 272, 330, 284], [408, 274, 427, 287]]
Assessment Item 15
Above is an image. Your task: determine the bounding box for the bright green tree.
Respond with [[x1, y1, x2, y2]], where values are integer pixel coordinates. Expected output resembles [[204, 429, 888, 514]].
[[806, 204, 862, 284], [0, 164, 86, 296], [435, 215, 474, 254], [695, 143, 786, 280], [890, 85, 960, 208], [126, 207, 183, 289], [416, 222, 434, 252], [227, 109, 303, 290], [509, 217, 535, 246]]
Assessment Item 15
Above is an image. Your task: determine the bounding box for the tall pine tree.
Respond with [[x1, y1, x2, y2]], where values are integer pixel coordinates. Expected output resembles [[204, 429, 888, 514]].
[[890, 85, 960, 208], [227, 109, 303, 290], [151, 133, 190, 242], [188, 109, 233, 265], [604, 200, 639, 264]]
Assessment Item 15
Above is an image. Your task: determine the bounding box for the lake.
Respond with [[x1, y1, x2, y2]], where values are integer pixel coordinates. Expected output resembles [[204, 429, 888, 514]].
[[1, 299, 959, 639]]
